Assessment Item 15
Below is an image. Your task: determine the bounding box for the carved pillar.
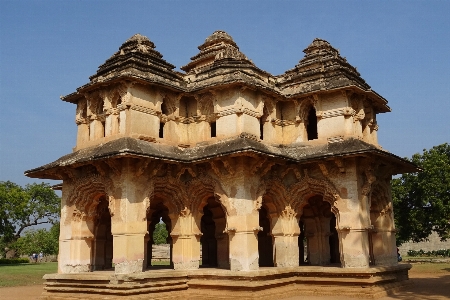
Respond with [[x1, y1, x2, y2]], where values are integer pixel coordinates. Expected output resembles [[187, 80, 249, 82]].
[[217, 159, 262, 271], [76, 119, 89, 145], [226, 214, 259, 271], [338, 160, 373, 268], [109, 109, 120, 135], [171, 209, 201, 270], [89, 115, 104, 140], [64, 215, 95, 273], [110, 160, 151, 274], [271, 206, 300, 267], [112, 221, 147, 273]]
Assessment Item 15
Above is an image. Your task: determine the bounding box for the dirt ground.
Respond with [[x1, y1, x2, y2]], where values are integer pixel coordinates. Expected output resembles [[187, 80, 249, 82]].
[[0, 272, 448, 300]]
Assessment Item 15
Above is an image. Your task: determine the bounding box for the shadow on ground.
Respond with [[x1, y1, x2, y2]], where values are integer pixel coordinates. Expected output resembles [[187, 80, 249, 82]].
[[383, 274, 450, 300]]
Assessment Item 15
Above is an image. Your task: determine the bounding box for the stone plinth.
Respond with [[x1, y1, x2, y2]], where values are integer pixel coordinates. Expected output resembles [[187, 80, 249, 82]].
[[41, 265, 411, 300]]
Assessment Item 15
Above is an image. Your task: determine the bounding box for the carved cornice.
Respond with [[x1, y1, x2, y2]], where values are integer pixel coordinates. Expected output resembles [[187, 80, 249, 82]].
[[130, 104, 161, 116]]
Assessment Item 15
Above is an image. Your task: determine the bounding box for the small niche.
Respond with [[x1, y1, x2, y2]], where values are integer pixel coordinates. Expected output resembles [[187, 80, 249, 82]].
[[210, 122, 216, 138]]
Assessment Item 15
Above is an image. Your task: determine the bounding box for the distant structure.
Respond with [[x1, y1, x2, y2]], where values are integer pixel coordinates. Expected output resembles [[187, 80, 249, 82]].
[[26, 31, 416, 299]]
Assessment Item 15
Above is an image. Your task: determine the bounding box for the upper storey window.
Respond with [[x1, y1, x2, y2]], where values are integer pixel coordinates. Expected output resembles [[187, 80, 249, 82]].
[[307, 107, 318, 140]]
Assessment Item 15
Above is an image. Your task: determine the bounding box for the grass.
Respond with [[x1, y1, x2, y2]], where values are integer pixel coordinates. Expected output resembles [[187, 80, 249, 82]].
[[407, 262, 450, 274], [0, 261, 448, 288], [0, 262, 57, 287]]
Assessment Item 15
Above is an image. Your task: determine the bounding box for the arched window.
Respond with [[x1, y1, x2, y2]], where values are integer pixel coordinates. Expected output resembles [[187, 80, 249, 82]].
[[306, 107, 318, 140]]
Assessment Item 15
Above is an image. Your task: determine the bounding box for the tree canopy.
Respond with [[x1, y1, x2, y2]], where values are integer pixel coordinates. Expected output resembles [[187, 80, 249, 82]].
[[13, 223, 60, 256], [0, 181, 60, 255], [392, 143, 450, 245], [153, 222, 168, 245]]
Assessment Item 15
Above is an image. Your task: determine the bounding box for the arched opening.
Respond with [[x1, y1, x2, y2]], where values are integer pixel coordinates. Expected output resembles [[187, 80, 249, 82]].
[[258, 206, 274, 267], [200, 197, 228, 268], [260, 106, 270, 140], [298, 219, 307, 265], [306, 106, 318, 140], [146, 198, 172, 269], [91, 195, 113, 271], [329, 215, 340, 264], [159, 122, 165, 138], [210, 122, 216, 138], [299, 195, 340, 266]]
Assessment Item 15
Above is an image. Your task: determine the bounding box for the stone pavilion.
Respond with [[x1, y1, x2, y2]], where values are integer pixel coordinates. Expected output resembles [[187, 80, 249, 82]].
[[26, 31, 416, 299]]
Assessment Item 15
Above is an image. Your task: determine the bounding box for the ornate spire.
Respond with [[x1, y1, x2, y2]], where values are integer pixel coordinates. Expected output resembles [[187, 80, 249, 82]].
[[279, 38, 371, 94], [90, 33, 182, 85], [303, 38, 339, 56], [181, 30, 253, 73], [116, 33, 158, 56]]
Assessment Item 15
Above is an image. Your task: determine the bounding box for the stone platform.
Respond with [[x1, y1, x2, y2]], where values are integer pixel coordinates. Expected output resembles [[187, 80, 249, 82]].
[[40, 264, 411, 300]]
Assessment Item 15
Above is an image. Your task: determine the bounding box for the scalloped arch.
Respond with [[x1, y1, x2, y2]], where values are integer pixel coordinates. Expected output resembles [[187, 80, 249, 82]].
[[67, 174, 113, 216], [289, 175, 341, 215]]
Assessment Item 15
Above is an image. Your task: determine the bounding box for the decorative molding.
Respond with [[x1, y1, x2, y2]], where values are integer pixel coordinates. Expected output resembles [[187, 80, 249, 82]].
[[327, 136, 344, 143], [130, 104, 161, 116]]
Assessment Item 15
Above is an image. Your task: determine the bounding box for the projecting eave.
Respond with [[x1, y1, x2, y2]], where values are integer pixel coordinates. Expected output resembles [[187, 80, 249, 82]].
[[25, 136, 416, 180]]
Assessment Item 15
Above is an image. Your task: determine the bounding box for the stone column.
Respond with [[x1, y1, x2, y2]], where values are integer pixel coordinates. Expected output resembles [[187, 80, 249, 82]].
[[171, 211, 201, 270], [112, 221, 147, 273], [110, 162, 152, 274], [332, 159, 372, 268], [215, 158, 263, 271], [271, 207, 300, 267], [89, 115, 104, 140], [226, 214, 259, 271], [339, 228, 370, 268], [63, 217, 95, 273], [76, 120, 90, 145]]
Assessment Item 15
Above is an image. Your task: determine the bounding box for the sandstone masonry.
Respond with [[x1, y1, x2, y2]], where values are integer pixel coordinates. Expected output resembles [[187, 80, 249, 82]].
[[26, 31, 416, 299]]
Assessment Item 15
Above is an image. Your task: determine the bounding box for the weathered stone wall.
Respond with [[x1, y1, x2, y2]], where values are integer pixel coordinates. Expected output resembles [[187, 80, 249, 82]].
[[399, 232, 450, 256]]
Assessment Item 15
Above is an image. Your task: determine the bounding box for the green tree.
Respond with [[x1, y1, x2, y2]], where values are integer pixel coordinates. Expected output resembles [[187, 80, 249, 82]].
[[12, 223, 60, 256], [153, 222, 168, 245], [0, 181, 60, 256], [392, 143, 450, 245]]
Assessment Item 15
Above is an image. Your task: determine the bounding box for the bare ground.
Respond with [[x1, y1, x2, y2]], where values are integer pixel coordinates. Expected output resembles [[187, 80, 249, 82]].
[[0, 271, 448, 300]]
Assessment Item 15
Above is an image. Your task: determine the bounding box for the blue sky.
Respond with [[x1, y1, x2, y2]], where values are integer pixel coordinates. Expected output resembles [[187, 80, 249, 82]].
[[1, 1, 449, 186]]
